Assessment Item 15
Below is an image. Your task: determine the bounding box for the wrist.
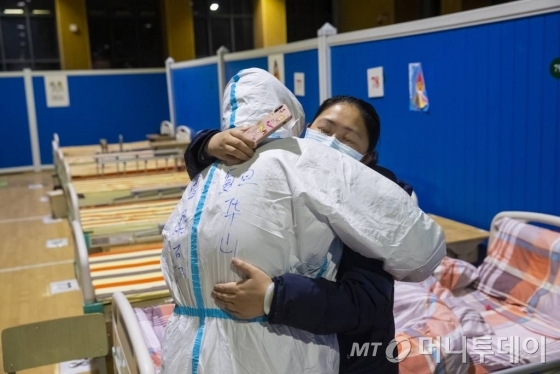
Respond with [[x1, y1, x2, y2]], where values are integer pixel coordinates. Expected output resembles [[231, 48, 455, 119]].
[[201, 135, 217, 162], [202, 144, 211, 160], [263, 281, 275, 315]]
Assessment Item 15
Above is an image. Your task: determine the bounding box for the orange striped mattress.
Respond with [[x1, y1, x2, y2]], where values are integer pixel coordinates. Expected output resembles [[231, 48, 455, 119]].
[[89, 244, 169, 303]]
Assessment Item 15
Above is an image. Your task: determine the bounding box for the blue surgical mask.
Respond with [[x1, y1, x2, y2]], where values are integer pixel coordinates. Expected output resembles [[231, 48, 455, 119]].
[[304, 128, 364, 161]]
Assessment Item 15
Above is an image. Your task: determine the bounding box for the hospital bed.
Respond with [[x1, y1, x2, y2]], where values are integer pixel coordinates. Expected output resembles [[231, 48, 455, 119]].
[[67, 172, 189, 208], [57, 146, 186, 222], [72, 220, 170, 316], [71, 198, 175, 250], [395, 211, 560, 374], [52, 132, 187, 194], [53, 132, 151, 157], [110, 211, 560, 374], [52, 133, 151, 182], [58, 147, 186, 181]]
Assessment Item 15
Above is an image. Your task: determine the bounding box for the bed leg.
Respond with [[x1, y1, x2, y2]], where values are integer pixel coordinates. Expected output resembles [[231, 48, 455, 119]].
[[94, 356, 108, 374]]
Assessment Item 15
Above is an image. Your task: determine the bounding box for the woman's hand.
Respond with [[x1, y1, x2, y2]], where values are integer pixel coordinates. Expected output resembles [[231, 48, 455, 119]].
[[211, 258, 272, 320], [205, 128, 256, 166]]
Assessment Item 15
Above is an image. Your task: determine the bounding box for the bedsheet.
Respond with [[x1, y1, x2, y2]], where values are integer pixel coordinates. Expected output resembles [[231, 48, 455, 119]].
[[395, 255, 560, 374], [134, 304, 174, 373]]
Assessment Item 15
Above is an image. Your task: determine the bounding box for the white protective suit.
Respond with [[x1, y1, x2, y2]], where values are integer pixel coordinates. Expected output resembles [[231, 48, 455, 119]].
[[161, 68, 446, 374]]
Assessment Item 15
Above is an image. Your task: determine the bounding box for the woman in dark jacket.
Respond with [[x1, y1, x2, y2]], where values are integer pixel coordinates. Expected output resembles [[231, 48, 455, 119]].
[[183, 96, 413, 374]]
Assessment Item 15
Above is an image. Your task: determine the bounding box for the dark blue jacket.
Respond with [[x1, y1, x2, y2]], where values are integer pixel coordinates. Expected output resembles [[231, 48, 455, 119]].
[[184, 130, 412, 373]]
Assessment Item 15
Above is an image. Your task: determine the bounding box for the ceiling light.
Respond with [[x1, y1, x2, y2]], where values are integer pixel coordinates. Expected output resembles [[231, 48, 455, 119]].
[[4, 9, 24, 14], [210, 3, 219, 11], [32, 9, 51, 15]]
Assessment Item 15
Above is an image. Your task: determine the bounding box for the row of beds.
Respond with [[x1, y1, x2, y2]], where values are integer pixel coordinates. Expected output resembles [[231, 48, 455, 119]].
[[52, 135, 560, 374], [51, 135, 186, 373]]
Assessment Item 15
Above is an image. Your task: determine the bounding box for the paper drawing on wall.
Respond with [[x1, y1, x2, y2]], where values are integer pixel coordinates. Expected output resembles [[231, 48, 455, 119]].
[[409, 63, 429, 112], [44, 74, 70, 108], [367, 67, 384, 98], [268, 53, 285, 84], [294, 72, 305, 96]]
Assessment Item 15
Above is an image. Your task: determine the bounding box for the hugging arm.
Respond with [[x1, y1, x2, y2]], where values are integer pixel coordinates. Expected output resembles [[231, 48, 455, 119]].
[[268, 250, 393, 335]]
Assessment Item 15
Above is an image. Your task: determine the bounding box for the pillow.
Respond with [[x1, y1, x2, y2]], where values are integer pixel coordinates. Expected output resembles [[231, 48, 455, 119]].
[[432, 256, 479, 291], [477, 217, 560, 325]]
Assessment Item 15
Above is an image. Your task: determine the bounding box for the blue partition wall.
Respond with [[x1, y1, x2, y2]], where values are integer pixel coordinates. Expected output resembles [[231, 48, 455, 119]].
[[172, 64, 220, 133], [35, 73, 168, 165], [0, 77, 32, 169], [284, 49, 319, 125], [225, 58, 267, 81], [225, 50, 319, 126], [331, 12, 560, 229]]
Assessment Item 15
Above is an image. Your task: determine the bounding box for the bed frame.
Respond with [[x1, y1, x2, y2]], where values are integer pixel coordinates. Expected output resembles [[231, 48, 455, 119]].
[[72, 220, 170, 316], [112, 292, 157, 374], [54, 138, 185, 221], [489, 211, 560, 248], [66, 177, 187, 212], [61, 149, 185, 179], [53, 133, 185, 183], [70, 202, 166, 251], [486, 211, 560, 374]]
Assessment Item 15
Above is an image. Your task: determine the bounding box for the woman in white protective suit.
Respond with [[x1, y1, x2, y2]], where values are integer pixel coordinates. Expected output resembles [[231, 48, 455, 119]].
[[160, 68, 445, 374]]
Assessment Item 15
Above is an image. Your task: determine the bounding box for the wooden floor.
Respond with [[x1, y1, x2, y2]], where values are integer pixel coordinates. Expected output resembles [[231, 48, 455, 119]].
[[0, 172, 86, 373]]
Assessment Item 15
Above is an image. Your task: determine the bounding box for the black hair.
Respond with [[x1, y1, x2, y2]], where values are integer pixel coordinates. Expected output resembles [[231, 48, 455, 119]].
[[311, 95, 380, 164]]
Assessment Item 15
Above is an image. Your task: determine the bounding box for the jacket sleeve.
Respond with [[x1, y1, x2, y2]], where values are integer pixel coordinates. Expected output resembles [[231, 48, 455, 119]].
[[268, 249, 394, 335], [184, 129, 220, 179]]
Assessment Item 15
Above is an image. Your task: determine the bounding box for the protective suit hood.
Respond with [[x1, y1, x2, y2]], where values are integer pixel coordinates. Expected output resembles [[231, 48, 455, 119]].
[[221, 68, 305, 138]]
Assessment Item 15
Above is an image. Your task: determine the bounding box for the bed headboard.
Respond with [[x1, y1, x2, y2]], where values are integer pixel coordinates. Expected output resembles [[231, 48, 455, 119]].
[[489, 211, 560, 248]]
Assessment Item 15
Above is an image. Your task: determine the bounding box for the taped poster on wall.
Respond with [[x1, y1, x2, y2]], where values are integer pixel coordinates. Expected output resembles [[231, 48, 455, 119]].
[[268, 53, 285, 84], [294, 72, 305, 96], [367, 66, 384, 98], [409, 63, 429, 112], [45, 74, 70, 107]]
